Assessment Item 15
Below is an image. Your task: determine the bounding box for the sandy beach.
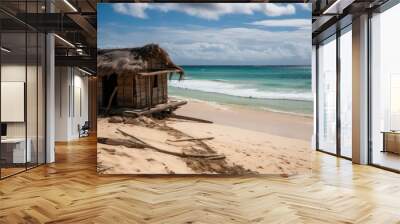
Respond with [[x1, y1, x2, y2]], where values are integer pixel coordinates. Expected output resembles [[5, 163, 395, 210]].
[[174, 99, 313, 141], [97, 100, 313, 175]]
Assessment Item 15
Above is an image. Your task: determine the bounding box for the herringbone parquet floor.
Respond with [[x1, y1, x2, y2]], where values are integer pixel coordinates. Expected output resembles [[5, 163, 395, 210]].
[[1, 136, 400, 224]]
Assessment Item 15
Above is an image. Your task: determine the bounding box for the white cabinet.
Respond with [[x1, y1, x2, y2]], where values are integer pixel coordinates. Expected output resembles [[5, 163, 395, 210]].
[[1, 138, 32, 163]]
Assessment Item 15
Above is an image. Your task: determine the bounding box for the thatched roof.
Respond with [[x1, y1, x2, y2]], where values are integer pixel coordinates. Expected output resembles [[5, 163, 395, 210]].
[[97, 44, 184, 79]]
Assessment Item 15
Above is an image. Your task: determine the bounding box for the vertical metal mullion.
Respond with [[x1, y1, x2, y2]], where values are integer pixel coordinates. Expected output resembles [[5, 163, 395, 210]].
[[44, 37, 47, 164], [44, 32, 47, 164], [367, 11, 373, 165], [44, 0, 48, 164], [336, 28, 341, 157], [316, 44, 320, 151], [60, 68, 62, 117], [73, 68, 75, 117], [68, 69, 71, 118], [25, 0, 28, 171], [36, 0, 39, 167]]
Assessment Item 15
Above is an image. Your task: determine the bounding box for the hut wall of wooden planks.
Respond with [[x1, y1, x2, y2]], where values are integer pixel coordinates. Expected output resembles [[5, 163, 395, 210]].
[[99, 72, 169, 109]]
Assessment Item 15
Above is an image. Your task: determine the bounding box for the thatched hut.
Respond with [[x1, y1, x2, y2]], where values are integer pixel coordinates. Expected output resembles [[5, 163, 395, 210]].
[[97, 44, 184, 111]]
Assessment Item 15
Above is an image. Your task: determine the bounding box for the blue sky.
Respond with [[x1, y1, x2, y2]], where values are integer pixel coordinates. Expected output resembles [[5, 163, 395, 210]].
[[98, 3, 311, 65]]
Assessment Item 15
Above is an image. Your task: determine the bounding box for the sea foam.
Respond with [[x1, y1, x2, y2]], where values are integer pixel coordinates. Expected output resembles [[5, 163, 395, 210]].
[[169, 79, 313, 101]]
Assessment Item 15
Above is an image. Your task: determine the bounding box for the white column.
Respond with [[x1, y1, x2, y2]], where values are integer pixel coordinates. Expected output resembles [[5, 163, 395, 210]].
[[352, 14, 369, 164], [46, 33, 55, 163]]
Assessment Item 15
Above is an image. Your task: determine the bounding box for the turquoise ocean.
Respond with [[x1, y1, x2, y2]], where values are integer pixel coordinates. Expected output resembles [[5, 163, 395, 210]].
[[168, 66, 313, 116]]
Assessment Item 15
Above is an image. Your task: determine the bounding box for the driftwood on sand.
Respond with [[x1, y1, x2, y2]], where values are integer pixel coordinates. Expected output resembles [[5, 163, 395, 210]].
[[123, 101, 187, 117], [168, 137, 214, 142], [169, 114, 213, 124], [98, 116, 256, 175], [98, 137, 147, 149], [115, 128, 225, 160]]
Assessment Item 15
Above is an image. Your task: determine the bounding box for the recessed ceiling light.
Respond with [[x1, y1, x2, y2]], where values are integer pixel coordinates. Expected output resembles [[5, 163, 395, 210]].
[[63, 0, 78, 12], [1, 47, 11, 53], [54, 34, 75, 48], [78, 67, 93, 76], [323, 0, 354, 15]]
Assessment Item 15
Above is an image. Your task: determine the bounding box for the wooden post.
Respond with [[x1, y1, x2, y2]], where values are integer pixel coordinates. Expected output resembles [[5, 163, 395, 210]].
[[106, 87, 118, 114], [148, 77, 152, 110]]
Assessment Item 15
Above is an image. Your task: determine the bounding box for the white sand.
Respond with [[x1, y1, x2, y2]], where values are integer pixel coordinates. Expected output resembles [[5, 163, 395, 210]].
[[174, 100, 313, 141], [97, 100, 314, 175], [169, 122, 312, 174]]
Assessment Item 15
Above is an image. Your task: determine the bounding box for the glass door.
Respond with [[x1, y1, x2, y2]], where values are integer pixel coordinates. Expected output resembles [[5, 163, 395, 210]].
[[317, 35, 337, 154]]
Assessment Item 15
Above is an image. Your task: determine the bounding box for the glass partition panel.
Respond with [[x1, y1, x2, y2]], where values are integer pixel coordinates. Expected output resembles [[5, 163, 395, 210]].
[[371, 4, 400, 171], [1, 31, 27, 177], [340, 27, 352, 158], [317, 35, 337, 154], [27, 31, 38, 169], [0, 1, 46, 179]]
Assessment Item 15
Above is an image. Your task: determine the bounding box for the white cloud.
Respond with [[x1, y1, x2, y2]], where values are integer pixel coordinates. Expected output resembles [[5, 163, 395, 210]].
[[98, 25, 311, 65], [250, 19, 310, 29], [262, 4, 296, 17], [112, 3, 296, 20], [113, 3, 149, 19], [297, 3, 312, 11]]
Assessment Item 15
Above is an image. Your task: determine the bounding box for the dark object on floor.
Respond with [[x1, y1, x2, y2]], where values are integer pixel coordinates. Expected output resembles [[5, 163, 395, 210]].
[[79, 121, 90, 138]]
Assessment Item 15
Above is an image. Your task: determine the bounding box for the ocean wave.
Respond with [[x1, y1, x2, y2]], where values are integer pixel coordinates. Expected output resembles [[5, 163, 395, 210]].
[[211, 79, 227, 82], [169, 79, 313, 101]]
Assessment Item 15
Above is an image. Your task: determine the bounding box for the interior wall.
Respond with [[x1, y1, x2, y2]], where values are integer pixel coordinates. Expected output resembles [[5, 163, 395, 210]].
[[55, 67, 89, 141], [72, 72, 89, 138], [1, 64, 28, 138], [55, 66, 69, 141]]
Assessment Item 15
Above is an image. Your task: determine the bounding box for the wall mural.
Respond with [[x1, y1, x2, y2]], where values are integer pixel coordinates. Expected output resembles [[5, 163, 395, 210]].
[[97, 3, 313, 175]]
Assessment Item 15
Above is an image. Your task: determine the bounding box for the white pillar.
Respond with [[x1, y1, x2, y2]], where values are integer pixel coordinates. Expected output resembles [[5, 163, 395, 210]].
[[352, 14, 369, 164], [46, 32, 55, 163]]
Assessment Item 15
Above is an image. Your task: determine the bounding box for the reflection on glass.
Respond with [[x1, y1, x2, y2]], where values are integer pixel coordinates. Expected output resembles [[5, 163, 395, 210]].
[[340, 28, 352, 158], [318, 36, 337, 154], [390, 75, 400, 130], [371, 3, 400, 171], [1, 31, 27, 177], [0, 0, 47, 179]]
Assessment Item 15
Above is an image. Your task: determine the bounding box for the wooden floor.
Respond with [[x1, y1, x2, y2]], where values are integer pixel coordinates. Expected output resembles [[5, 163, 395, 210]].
[[372, 151, 400, 171], [1, 136, 400, 223]]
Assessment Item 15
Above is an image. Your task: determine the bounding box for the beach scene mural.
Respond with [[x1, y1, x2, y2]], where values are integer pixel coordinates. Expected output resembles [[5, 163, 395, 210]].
[[97, 3, 313, 175]]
